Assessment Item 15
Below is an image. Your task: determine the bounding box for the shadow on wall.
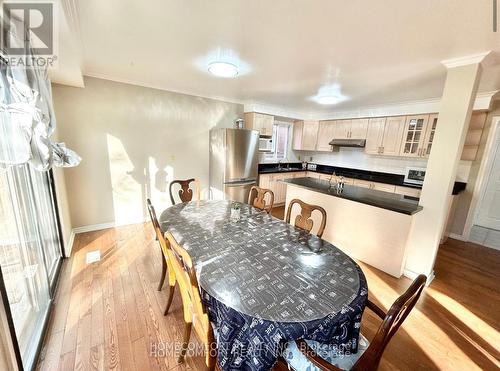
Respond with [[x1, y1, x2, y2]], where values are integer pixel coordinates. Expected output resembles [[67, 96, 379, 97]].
[[53, 77, 243, 228]]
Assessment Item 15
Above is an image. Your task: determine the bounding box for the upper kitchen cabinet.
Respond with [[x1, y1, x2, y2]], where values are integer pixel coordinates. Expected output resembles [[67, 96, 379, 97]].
[[365, 117, 386, 154], [332, 119, 368, 139], [421, 114, 438, 158], [293, 120, 319, 151], [350, 119, 369, 139], [316, 121, 336, 151], [332, 120, 351, 139], [244, 112, 274, 137], [365, 116, 405, 156], [399, 115, 430, 157]]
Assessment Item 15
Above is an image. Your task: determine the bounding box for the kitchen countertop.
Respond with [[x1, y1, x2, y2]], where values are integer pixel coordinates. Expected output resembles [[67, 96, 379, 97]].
[[258, 162, 467, 196], [284, 177, 423, 215]]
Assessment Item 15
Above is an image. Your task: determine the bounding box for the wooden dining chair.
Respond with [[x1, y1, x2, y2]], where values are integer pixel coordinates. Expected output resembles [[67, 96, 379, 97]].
[[248, 185, 275, 213], [165, 232, 217, 370], [146, 199, 176, 315], [285, 198, 327, 238], [169, 178, 201, 205], [278, 274, 427, 371]]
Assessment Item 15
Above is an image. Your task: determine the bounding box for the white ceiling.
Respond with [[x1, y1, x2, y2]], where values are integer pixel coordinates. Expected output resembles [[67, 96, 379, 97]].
[[54, 0, 500, 115]]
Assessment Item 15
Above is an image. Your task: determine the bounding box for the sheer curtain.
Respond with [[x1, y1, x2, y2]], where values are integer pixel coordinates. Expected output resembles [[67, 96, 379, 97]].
[[0, 12, 79, 370]]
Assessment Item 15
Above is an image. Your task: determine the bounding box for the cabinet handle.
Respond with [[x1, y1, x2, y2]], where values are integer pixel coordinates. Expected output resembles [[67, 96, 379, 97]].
[[381, 146, 384, 154]]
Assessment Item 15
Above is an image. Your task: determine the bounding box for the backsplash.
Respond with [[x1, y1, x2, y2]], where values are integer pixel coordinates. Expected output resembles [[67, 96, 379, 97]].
[[290, 147, 472, 182]]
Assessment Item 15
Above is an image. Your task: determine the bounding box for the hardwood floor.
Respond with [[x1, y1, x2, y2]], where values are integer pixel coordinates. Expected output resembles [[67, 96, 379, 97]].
[[37, 209, 500, 370]]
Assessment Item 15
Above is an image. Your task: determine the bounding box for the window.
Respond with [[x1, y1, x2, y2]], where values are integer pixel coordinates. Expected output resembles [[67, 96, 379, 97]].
[[265, 122, 290, 161]]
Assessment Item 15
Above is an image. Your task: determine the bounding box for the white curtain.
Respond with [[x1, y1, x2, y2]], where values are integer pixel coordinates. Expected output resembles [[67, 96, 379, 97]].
[[0, 14, 80, 172]]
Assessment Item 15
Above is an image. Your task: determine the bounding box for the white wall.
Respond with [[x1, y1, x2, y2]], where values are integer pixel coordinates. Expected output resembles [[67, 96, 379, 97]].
[[52, 76, 243, 228]]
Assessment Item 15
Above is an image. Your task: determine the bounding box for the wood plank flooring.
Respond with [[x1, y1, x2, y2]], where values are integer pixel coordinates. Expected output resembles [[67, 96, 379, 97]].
[[37, 207, 500, 370]]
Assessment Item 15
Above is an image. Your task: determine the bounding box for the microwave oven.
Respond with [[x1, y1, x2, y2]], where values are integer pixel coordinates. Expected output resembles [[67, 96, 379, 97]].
[[404, 167, 426, 185], [259, 137, 273, 152]]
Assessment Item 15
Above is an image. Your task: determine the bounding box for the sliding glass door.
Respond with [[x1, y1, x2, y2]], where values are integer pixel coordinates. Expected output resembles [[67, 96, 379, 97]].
[[0, 164, 63, 370]]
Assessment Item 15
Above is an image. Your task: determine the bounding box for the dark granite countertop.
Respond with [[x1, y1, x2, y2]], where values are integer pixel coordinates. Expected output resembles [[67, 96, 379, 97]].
[[258, 163, 466, 196], [284, 177, 423, 215]]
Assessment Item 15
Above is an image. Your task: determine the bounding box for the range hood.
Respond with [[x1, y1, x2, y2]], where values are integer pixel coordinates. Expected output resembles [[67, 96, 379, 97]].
[[328, 139, 366, 148]]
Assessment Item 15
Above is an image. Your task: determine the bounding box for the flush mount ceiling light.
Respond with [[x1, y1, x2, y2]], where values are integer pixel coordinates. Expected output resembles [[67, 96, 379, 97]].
[[316, 96, 341, 105], [311, 84, 348, 105], [208, 61, 239, 78]]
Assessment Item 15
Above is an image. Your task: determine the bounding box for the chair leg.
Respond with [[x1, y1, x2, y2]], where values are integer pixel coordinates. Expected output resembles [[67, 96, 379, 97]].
[[157, 254, 167, 291], [163, 285, 175, 315], [178, 321, 192, 363]]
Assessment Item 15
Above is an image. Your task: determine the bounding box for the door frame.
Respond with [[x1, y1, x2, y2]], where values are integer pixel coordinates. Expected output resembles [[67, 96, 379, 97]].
[[463, 116, 500, 239]]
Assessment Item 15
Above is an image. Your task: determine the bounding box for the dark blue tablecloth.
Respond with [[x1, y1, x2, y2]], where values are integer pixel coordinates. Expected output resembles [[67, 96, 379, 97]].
[[202, 264, 367, 371]]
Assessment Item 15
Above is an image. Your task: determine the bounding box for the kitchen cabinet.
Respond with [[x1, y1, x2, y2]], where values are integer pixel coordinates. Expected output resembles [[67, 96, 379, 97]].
[[244, 112, 274, 136], [293, 120, 319, 151], [259, 171, 307, 205], [365, 117, 386, 155], [350, 119, 369, 139], [365, 116, 405, 156], [333, 120, 352, 139], [421, 114, 438, 158], [395, 186, 422, 198], [353, 179, 372, 189], [373, 182, 396, 193], [307, 171, 321, 179], [332, 119, 368, 139], [399, 115, 430, 157], [316, 121, 335, 151]]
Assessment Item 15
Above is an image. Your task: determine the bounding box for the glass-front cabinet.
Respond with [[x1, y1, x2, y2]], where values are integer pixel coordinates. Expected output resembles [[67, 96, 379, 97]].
[[422, 114, 438, 158], [399, 115, 429, 157]]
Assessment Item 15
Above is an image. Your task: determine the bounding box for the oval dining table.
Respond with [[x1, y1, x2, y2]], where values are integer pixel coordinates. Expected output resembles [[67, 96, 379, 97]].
[[159, 200, 368, 371]]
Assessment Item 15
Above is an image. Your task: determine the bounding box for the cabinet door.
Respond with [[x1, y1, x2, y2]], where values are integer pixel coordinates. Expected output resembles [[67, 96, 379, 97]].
[[316, 121, 335, 151], [381, 116, 406, 156], [365, 117, 386, 155], [422, 114, 438, 158], [259, 114, 274, 136], [350, 119, 369, 139], [395, 186, 421, 198], [372, 182, 396, 193], [307, 172, 320, 179], [292, 121, 304, 150], [399, 115, 429, 157], [353, 179, 372, 189], [333, 120, 351, 139], [302, 121, 319, 150]]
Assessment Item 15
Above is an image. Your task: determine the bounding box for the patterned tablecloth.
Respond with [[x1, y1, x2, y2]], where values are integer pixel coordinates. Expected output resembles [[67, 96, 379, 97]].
[[160, 200, 368, 370]]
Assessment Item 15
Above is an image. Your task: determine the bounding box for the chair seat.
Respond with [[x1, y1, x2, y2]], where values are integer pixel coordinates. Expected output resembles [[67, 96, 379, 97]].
[[281, 334, 369, 371]]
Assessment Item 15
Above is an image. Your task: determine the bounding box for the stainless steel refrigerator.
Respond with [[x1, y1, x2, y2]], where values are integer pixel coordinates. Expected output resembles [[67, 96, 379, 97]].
[[209, 128, 259, 202]]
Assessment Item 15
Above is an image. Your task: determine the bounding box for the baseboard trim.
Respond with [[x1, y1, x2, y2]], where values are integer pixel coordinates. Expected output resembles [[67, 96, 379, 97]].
[[72, 219, 151, 235], [65, 230, 75, 257], [73, 222, 117, 234], [403, 269, 435, 286], [448, 233, 468, 242]]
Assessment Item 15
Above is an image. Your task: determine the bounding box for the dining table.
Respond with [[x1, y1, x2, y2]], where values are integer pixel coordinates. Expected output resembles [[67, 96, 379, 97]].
[[159, 200, 368, 371]]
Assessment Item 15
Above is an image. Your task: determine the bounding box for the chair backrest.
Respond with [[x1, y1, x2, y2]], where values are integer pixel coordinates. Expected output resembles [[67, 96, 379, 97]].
[[169, 178, 200, 205], [353, 274, 427, 370], [248, 186, 275, 213], [285, 198, 327, 238], [164, 232, 215, 364], [146, 199, 176, 285]]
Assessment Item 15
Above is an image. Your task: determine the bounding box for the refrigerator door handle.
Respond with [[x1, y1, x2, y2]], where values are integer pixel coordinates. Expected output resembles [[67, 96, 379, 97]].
[[224, 180, 256, 187]]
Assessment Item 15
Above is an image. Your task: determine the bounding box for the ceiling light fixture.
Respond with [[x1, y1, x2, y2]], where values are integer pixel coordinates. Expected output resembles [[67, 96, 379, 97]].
[[208, 61, 239, 78], [316, 96, 340, 105], [311, 84, 348, 105]]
